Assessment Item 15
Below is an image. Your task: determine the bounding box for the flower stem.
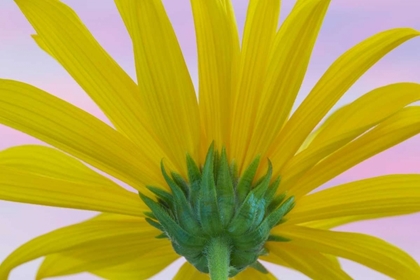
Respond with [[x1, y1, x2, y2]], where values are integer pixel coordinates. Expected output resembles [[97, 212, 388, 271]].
[[207, 237, 230, 280]]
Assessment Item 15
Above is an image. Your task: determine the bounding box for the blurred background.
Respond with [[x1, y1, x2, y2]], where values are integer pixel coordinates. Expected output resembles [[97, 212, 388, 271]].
[[1, 0, 420, 279]]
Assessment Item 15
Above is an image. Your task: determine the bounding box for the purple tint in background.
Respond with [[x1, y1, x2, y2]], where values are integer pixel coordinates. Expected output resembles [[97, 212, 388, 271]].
[[1, 0, 420, 279]]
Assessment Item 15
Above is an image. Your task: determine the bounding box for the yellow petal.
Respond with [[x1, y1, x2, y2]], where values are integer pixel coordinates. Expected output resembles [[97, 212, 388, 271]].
[[288, 174, 420, 224], [264, 243, 351, 280], [174, 262, 209, 280], [0, 146, 145, 216], [269, 28, 420, 173], [301, 213, 408, 230], [243, 0, 330, 170], [188, 0, 239, 153], [0, 215, 158, 279], [115, 0, 200, 170], [280, 83, 420, 190], [275, 225, 420, 279], [290, 106, 420, 197], [229, 0, 280, 167], [89, 246, 178, 280], [37, 243, 173, 279], [233, 267, 277, 280], [16, 0, 164, 159], [0, 79, 164, 189]]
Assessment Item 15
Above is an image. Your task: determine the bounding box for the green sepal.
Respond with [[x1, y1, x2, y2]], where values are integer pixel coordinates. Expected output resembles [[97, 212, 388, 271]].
[[145, 186, 173, 208], [267, 235, 291, 242], [250, 261, 269, 274], [249, 161, 273, 230], [198, 144, 222, 235], [236, 156, 260, 204], [186, 153, 201, 211], [228, 162, 272, 235], [264, 176, 281, 204], [231, 249, 259, 270], [143, 211, 156, 220], [267, 192, 286, 213], [155, 233, 168, 239], [216, 147, 236, 227], [266, 196, 295, 228], [140, 193, 206, 248], [145, 217, 164, 232], [161, 162, 201, 234], [171, 171, 190, 198]]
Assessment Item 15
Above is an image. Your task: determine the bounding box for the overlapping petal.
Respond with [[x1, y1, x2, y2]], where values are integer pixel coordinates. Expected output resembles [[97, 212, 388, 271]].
[[15, 0, 168, 167], [269, 28, 420, 173], [0, 80, 164, 189], [189, 0, 239, 153], [274, 225, 420, 279], [0, 145, 145, 216], [290, 106, 420, 197], [264, 243, 351, 279], [115, 0, 200, 171], [243, 0, 331, 171], [288, 174, 420, 224], [280, 83, 420, 190], [37, 241, 174, 279], [0, 215, 160, 279], [229, 0, 280, 167]]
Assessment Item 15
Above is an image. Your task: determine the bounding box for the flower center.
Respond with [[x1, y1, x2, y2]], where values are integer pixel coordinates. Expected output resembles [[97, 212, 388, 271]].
[[140, 145, 294, 277]]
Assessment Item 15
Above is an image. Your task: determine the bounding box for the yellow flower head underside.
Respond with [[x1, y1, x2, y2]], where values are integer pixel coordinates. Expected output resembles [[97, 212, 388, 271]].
[[0, 0, 420, 279]]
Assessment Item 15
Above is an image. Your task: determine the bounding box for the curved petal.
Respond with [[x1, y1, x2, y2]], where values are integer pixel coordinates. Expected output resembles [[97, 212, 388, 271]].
[[0, 79, 164, 189], [115, 0, 200, 170], [188, 0, 239, 152], [37, 243, 174, 279], [88, 246, 177, 280], [229, 0, 280, 166], [269, 28, 420, 173], [288, 174, 420, 224], [243, 0, 331, 171], [0, 215, 159, 279], [174, 262, 209, 280], [264, 243, 351, 279], [280, 83, 420, 190], [274, 225, 420, 279], [0, 146, 145, 216], [290, 106, 420, 197], [15, 0, 165, 159]]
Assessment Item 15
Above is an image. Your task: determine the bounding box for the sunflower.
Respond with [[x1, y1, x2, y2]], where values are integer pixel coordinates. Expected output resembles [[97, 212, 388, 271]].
[[1, 0, 420, 279]]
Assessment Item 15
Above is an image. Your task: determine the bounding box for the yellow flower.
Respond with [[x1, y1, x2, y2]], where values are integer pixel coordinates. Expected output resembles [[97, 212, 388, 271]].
[[1, 0, 420, 279]]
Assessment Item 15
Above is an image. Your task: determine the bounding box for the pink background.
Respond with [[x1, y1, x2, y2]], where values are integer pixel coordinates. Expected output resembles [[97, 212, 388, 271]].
[[1, 0, 420, 279]]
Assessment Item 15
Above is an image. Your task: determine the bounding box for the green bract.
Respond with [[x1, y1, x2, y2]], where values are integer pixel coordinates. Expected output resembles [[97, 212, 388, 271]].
[[140, 145, 295, 276]]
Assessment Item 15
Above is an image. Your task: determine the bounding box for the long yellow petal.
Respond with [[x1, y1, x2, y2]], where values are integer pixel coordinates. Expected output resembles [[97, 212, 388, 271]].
[[269, 28, 420, 173], [115, 0, 200, 170], [15, 0, 164, 159], [275, 226, 420, 279], [188, 0, 239, 153], [229, 0, 280, 167], [243, 0, 330, 170], [0, 79, 164, 189], [174, 262, 209, 280], [264, 243, 351, 280], [0, 146, 145, 216], [88, 246, 178, 280], [301, 213, 409, 230], [280, 83, 420, 190], [288, 174, 420, 224], [0, 215, 158, 279], [37, 243, 172, 279], [289, 106, 420, 197]]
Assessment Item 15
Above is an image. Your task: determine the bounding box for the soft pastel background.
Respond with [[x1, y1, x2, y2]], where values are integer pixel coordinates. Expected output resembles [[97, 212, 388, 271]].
[[1, 0, 420, 279]]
